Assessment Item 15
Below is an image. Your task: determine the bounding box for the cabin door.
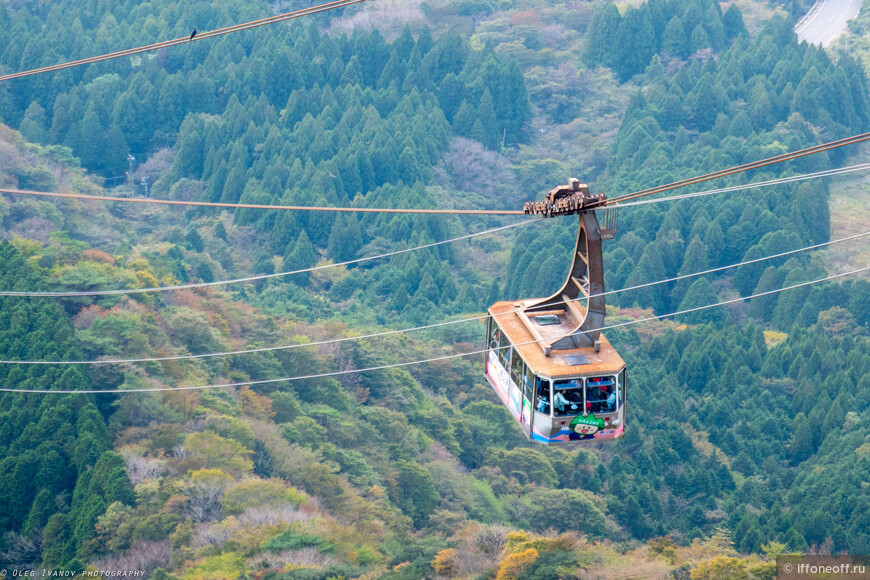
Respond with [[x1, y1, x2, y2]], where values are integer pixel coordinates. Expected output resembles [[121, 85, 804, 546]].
[[519, 367, 533, 437]]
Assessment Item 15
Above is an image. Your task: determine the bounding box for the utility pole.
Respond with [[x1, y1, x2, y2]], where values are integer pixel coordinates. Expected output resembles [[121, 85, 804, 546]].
[[127, 154, 135, 192], [141, 175, 149, 197]]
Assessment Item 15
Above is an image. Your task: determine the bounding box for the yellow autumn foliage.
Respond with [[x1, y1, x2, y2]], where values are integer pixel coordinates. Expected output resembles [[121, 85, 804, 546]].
[[690, 556, 750, 580], [431, 548, 457, 577], [504, 531, 547, 554], [496, 548, 538, 580]]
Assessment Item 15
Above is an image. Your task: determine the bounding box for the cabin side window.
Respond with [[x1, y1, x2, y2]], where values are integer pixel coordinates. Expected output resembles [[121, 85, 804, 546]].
[[488, 318, 500, 351], [510, 350, 525, 390], [534, 377, 551, 415], [489, 321, 511, 370], [497, 325, 511, 370], [552, 378, 584, 417], [587, 376, 617, 414]]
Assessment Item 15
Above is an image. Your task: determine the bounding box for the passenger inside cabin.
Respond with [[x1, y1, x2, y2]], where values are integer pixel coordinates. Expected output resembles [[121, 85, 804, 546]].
[[536, 381, 550, 414], [552, 379, 583, 416], [553, 390, 569, 412], [588, 380, 616, 413], [489, 329, 500, 350]]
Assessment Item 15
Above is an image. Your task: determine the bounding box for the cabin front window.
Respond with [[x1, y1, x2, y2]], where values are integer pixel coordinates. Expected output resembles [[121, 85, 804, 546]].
[[552, 379, 584, 417], [587, 376, 617, 414]]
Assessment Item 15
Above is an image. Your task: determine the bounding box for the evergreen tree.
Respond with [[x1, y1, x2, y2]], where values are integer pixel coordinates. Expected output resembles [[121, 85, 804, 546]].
[[452, 100, 476, 138], [19, 102, 48, 144], [672, 235, 709, 303], [475, 88, 499, 150], [327, 213, 363, 263], [677, 278, 725, 326], [387, 460, 440, 526], [692, 74, 718, 130], [723, 4, 748, 40], [583, 3, 621, 68], [747, 266, 782, 321], [614, 7, 657, 81], [185, 228, 205, 253], [790, 413, 813, 463], [284, 230, 317, 284], [661, 16, 688, 58], [73, 106, 105, 172]]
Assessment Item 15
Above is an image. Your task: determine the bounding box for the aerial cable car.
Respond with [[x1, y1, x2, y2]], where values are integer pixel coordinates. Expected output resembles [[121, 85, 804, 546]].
[[485, 179, 626, 443]]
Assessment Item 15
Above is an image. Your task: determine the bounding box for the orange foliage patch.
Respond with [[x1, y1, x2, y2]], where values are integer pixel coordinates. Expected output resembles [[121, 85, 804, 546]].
[[82, 248, 115, 264], [617, 307, 656, 319], [73, 304, 108, 329], [240, 386, 276, 421], [509, 10, 540, 26], [168, 289, 203, 309]]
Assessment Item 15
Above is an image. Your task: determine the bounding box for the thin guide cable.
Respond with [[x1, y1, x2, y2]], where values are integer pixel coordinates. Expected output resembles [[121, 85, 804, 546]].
[[0, 160, 854, 296], [2, 266, 865, 393], [0, 219, 541, 297], [2, 232, 866, 366]]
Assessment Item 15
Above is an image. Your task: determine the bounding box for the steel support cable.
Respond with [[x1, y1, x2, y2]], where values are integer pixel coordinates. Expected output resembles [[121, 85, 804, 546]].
[[0, 220, 540, 297], [616, 162, 870, 208], [0, 0, 369, 82], [0, 187, 526, 215], [2, 265, 865, 393], [5, 136, 869, 216], [0, 160, 862, 297], [605, 132, 870, 205], [606, 132, 870, 203], [3, 229, 866, 365]]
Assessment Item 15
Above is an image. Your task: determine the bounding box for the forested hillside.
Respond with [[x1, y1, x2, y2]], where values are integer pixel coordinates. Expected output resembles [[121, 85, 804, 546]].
[[0, 0, 869, 578]]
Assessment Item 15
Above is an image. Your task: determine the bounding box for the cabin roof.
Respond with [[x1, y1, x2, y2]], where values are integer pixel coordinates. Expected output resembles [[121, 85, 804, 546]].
[[489, 300, 626, 378]]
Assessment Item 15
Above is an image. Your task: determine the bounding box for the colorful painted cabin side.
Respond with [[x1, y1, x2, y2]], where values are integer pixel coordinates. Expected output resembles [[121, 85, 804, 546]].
[[485, 302, 626, 444]]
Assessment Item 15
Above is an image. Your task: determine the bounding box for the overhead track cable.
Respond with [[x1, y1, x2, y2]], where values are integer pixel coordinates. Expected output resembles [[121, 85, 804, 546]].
[[4, 154, 868, 221], [2, 265, 866, 393], [0, 161, 865, 297], [2, 229, 866, 364], [0, 187, 526, 216], [617, 163, 870, 208], [605, 132, 870, 205], [0, 220, 540, 297], [0, 0, 370, 82]]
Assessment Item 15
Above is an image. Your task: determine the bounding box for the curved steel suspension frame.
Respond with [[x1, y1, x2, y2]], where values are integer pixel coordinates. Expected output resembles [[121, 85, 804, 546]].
[[517, 211, 605, 355]]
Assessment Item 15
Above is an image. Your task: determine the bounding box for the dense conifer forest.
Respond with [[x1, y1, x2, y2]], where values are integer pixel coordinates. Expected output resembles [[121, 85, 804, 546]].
[[0, 0, 869, 578]]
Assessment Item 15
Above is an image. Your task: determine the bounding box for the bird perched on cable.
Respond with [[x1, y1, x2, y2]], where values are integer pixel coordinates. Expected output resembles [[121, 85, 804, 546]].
[[189, 28, 197, 40]]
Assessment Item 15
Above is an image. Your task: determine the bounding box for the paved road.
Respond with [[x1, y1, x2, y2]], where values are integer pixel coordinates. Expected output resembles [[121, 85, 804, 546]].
[[795, 0, 862, 46]]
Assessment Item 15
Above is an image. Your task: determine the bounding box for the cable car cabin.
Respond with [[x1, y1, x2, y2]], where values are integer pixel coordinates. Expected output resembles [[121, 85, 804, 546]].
[[485, 302, 626, 443], [486, 187, 625, 443]]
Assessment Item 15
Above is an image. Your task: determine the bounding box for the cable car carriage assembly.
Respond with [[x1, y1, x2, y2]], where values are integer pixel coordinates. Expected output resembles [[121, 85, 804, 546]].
[[486, 180, 626, 443]]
